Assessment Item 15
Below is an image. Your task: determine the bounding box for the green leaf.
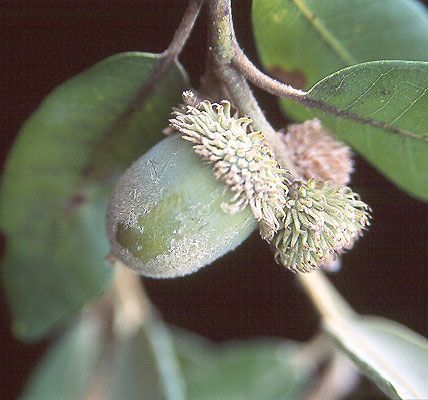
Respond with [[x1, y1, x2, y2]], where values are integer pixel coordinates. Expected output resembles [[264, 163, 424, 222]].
[[108, 316, 186, 400], [20, 314, 105, 400], [107, 134, 257, 278], [252, 0, 428, 121], [324, 316, 428, 400], [174, 331, 309, 400], [0, 52, 188, 340], [307, 60, 428, 201]]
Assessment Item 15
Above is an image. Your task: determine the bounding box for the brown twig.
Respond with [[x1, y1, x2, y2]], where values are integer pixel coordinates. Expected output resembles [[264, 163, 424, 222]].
[[128, 0, 204, 114], [232, 44, 307, 102], [112, 261, 152, 337], [207, 0, 273, 134], [298, 271, 355, 322], [207, 0, 299, 176]]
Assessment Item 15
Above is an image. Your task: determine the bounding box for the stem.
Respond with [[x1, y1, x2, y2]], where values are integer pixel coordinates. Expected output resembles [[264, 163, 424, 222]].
[[232, 45, 308, 101], [207, 0, 299, 176], [112, 261, 152, 337], [208, 0, 358, 328], [293, 333, 333, 372], [128, 0, 204, 113], [207, 0, 273, 135], [164, 0, 205, 60], [298, 271, 355, 322]]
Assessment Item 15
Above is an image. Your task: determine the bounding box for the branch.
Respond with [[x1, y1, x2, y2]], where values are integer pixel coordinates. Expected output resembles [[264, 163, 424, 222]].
[[207, 0, 299, 176], [207, 0, 273, 135], [293, 333, 333, 372], [232, 45, 308, 102], [112, 261, 153, 338], [128, 0, 204, 114], [298, 271, 355, 322]]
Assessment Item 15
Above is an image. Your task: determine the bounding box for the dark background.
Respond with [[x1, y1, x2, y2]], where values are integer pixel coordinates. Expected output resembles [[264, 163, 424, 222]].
[[1, 1, 427, 399]]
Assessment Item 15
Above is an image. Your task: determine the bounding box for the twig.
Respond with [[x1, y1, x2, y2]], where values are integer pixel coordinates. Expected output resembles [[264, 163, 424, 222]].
[[207, 0, 273, 135], [294, 333, 359, 400], [232, 45, 427, 143], [208, 0, 358, 330], [112, 261, 152, 338], [297, 271, 355, 322], [207, 0, 299, 176], [128, 0, 204, 114], [233, 45, 307, 102]]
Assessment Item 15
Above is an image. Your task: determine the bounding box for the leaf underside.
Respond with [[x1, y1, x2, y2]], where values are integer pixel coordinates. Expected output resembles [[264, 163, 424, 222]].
[[324, 316, 428, 399], [174, 330, 309, 400], [0, 52, 188, 340]]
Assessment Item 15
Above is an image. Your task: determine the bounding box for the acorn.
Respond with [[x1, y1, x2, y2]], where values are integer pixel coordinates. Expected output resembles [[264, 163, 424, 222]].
[[107, 134, 257, 278]]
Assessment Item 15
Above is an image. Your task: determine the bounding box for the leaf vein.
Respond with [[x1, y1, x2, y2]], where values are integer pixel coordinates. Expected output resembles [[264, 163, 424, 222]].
[[291, 0, 357, 65]]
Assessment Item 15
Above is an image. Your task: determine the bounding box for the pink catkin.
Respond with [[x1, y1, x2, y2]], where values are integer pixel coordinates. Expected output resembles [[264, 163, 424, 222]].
[[282, 118, 354, 186]]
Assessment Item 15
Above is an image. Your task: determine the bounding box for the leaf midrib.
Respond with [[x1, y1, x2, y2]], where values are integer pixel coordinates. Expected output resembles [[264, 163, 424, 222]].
[[292, 0, 357, 66]]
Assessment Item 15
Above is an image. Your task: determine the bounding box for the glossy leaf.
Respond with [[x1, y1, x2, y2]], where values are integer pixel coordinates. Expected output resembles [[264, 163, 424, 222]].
[[107, 134, 258, 278], [20, 314, 105, 400], [0, 52, 188, 340], [252, 0, 428, 121], [325, 316, 428, 399], [307, 60, 428, 201], [108, 316, 186, 400], [174, 331, 309, 400]]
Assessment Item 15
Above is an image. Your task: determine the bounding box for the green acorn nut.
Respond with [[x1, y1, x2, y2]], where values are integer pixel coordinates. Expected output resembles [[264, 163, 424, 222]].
[[107, 134, 257, 278]]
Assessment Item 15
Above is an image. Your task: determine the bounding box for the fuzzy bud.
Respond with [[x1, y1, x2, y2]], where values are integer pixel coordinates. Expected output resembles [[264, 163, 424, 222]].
[[283, 119, 354, 185], [169, 98, 290, 240], [272, 179, 370, 273]]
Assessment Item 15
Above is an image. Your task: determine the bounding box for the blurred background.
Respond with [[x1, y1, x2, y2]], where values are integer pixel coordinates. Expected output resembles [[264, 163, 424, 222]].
[[1, 0, 427, 398]]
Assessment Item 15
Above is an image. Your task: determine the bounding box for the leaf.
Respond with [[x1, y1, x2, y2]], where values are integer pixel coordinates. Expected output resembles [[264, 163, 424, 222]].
[[0, 52, 188, 340], [107, 134, 257, 278], [324, 316, 428, 399], [174, 331, 309, 400], [252, 0, 428, 121], [108, 316, 186, 400], [20, 313, 105, 400], [307, 60, 428, 201]]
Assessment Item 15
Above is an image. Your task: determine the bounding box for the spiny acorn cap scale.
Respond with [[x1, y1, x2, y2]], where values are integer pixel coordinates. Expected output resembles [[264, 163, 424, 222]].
[[272, 179, 371, 273], [170, 98, 290, 241]]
